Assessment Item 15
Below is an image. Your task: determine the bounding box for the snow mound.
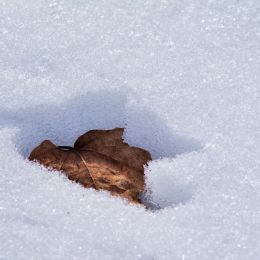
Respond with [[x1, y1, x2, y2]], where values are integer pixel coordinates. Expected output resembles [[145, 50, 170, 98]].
[[1, 0, 260, 259]]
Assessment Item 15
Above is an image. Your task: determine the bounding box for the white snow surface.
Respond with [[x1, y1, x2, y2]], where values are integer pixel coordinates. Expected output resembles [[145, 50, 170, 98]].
[[1, 0, 260, 259]]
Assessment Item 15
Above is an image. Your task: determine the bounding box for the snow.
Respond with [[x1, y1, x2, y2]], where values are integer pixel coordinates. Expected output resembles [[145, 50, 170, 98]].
[[1, 0, 260, 259]]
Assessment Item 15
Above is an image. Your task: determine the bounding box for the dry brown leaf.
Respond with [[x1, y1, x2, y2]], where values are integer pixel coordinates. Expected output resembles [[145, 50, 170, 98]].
[[29, 128, 152, 204]]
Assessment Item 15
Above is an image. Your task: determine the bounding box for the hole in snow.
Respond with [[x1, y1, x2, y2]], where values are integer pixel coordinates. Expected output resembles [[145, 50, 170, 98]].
[[0, 88, 202, 209]]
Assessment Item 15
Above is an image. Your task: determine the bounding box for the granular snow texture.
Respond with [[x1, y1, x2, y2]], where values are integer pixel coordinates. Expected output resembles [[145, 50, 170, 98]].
[[0, 0, 260, 259]]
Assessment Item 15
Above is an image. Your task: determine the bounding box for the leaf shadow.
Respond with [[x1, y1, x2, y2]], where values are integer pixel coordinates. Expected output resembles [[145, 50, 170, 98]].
[[0, 88, 203, 209]]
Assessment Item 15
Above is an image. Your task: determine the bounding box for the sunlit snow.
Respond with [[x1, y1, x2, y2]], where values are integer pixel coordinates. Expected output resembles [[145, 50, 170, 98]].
[[0, 0, 260, 259]]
